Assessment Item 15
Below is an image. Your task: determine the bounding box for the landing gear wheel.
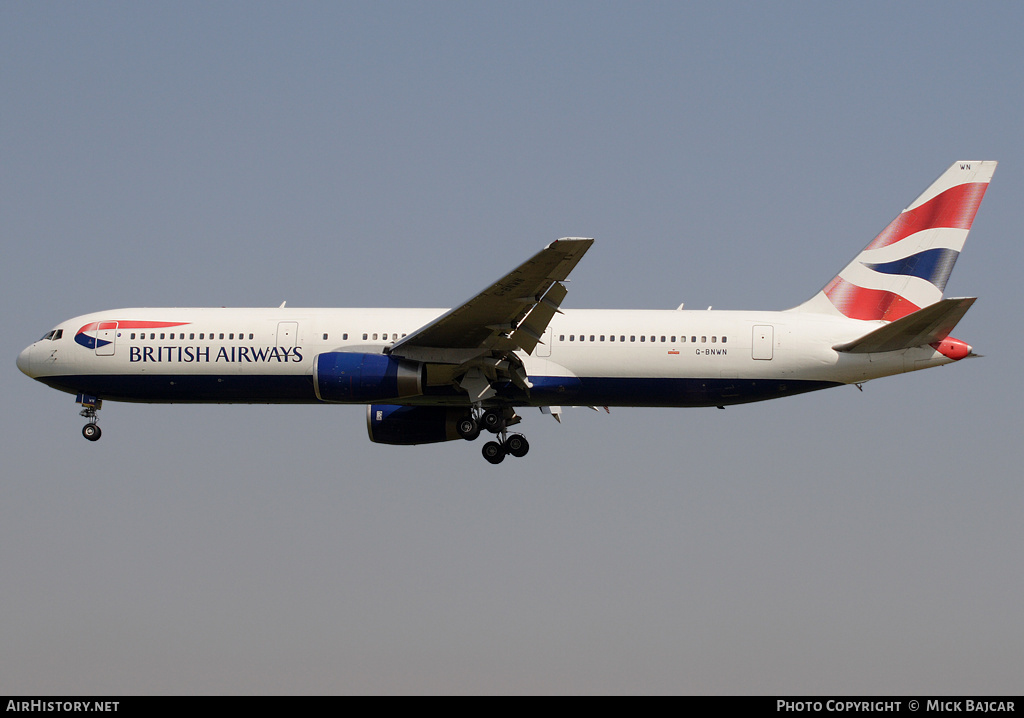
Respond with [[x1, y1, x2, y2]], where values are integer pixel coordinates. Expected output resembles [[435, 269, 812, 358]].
[[481, 409, 504, 433], [504, 433, 529, 458], [82, 423, 102, 441], [482, 441, 506, 465], [456, 416, 481, 441]]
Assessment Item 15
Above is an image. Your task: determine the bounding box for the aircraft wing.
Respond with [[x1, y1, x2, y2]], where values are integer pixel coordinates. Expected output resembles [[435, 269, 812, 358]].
[[390, 238, 593, 359]]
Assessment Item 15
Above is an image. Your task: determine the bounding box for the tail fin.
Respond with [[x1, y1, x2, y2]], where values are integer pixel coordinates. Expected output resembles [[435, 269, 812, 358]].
[[792, 161, 997, 320]]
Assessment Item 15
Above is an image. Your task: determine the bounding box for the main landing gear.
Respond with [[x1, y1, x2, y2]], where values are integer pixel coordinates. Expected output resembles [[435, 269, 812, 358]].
[[77, 394, 103, 442], [456, 407, 530, 465]]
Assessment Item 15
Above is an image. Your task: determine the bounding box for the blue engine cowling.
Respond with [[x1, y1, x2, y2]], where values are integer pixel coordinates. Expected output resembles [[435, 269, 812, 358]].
[[366, 404, 466, 445], [314, 352, 424, 402]]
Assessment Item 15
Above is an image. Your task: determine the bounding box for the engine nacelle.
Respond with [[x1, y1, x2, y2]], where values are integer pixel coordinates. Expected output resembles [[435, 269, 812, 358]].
[[366, 404, 466, 445], [314, 352, 424, 403]]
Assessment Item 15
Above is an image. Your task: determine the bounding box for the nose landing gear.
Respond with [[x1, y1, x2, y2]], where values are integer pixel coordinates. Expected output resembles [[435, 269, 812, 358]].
[[77, 394, 103, 442]]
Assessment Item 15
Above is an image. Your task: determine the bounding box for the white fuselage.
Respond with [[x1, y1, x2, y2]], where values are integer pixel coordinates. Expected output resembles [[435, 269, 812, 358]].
[[17, 306, 957, 409]]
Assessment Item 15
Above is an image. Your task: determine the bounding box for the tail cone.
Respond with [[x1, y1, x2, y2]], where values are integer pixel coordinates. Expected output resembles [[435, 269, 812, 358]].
[[931, 337, 972, 361]]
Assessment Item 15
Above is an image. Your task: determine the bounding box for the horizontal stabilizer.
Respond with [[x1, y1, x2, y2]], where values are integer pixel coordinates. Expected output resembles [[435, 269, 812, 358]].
[[832, 297, 976, 353]]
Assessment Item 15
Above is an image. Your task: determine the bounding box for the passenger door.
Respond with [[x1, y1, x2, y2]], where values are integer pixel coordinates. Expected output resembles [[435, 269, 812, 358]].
[[95, 321, 117, 356], [752, 325, 773, 360]]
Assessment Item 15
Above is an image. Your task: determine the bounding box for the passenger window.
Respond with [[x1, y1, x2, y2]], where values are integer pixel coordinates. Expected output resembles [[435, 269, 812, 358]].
[[559, 335, 565, 341], [640, 336, 645, 342], [229, 334, 234, 340], [701, 336, 707, 343], [600, 335, 605, 341], [722, 336, 727, 343], [660, 336, 666, 342], [362, 334, 368, 340], [712, 336, 717, 343], [630, 336, 635, 342], [343, 333, 348, 340], [372, 334, 378, 340], [691, 336, 696, 343], [130, 333, 136, 339], [190, 333, 195, 340], [610, 335, 615, 342], [620, 336, 625, 342], [323, 333, 329, 340]]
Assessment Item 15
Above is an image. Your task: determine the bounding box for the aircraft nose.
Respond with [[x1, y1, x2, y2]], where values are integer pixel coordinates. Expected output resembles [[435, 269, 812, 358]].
[[17, 344, 36, 378]]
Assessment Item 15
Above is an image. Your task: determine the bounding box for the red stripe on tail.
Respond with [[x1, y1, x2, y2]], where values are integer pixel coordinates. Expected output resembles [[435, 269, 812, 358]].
[[865, 182, 988, 251], [823, 277, 921, 321]]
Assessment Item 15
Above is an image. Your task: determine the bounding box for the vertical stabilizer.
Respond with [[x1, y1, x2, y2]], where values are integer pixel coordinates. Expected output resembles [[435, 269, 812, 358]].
[[791, 161, 996, 319]]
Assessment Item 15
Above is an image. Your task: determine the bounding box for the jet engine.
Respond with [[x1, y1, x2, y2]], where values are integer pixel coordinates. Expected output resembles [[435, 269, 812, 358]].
[[366, 404, 466, 445], [314, 352, 424, 402]]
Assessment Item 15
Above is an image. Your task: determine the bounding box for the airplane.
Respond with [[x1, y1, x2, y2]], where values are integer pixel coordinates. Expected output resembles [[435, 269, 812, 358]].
[[17, 160, 996, 464]]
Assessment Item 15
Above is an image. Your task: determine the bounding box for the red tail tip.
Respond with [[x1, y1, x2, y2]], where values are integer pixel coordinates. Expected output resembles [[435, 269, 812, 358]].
[[931, 337, 972, 361]]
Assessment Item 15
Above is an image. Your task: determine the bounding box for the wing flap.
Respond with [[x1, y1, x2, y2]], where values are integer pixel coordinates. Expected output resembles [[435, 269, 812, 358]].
[[508, 281, 568, 354], [833, 297, 976, 353]]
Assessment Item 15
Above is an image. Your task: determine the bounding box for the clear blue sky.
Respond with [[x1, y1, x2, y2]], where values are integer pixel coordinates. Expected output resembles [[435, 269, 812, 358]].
[[3, 1, 1022, 694]]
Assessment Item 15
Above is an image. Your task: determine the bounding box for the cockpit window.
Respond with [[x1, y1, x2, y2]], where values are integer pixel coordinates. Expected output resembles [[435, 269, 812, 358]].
[[39, 329, 65, 341]]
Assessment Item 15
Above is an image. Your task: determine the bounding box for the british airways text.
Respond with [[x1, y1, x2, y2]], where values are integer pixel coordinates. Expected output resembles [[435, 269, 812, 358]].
[[129, 346, 304, 363]]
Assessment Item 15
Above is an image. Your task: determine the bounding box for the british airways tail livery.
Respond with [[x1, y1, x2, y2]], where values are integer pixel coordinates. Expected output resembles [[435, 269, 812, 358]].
[[18, 161, 996, 463]]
